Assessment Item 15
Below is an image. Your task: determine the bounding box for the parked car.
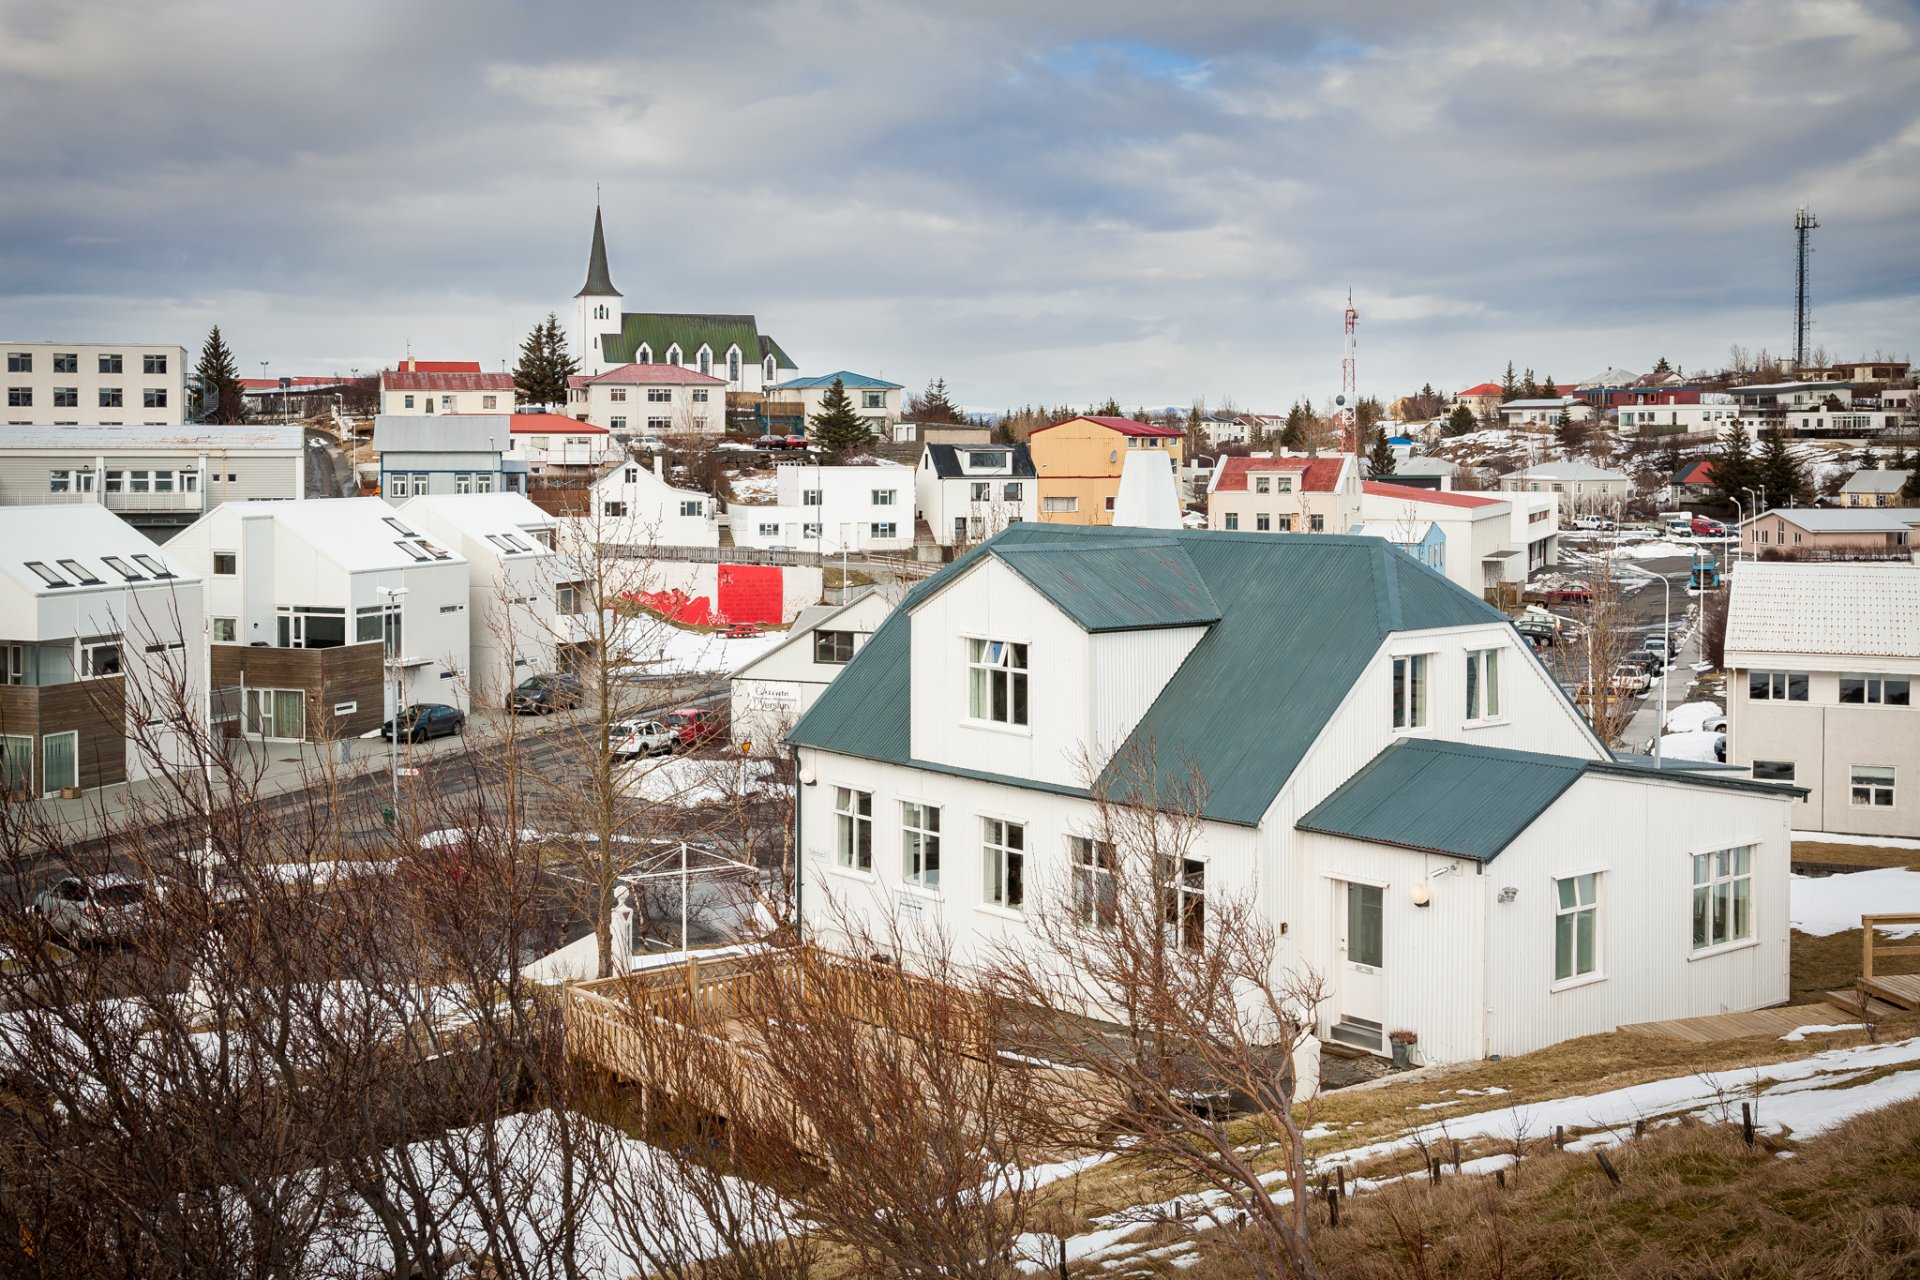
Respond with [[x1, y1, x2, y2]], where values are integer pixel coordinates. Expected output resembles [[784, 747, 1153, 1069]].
[[380, 703, 467, 742], [664, 707, 723, 752], [1620, 650, 1663, 679], [722, 622, 764, 639], [28, 872, 160, 943], [1609, 665, 1653, 694], [1714, 733, 1727, 762], [1643, 634, 1676, 658], [510, 673, 584, 715], [1545, 586, 1594, 606], [1515, 620, 1557, 646], [610, 719, 675, 760], [1689, 516, 1728, 538], [1570, 514, 1615, 532]]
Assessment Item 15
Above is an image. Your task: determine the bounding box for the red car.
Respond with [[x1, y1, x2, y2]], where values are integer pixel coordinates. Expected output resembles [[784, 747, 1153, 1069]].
[[1545, 586, 1594, 605], [664, 707, 723, 751], [1690, 516, 1727, 537]]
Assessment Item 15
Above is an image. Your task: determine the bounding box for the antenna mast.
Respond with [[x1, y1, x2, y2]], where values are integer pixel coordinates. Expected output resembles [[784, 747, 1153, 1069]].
[[1793, 207, 1819, 372], [1340, 292, 1359, 456]]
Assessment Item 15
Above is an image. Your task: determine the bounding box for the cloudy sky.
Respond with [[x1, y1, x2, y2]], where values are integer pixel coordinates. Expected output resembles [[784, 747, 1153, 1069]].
[[2, 0, 1916, 411]]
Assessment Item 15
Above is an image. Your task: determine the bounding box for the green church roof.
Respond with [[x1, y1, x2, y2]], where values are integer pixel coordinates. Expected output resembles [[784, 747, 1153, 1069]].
[[602, 313, 795, 372]]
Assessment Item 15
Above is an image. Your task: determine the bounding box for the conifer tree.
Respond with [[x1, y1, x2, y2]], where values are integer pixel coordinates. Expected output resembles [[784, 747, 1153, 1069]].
[[1093, 396, 1123, 417], [1500, 361, 1519, 402], [1902, 468, 1920, 504], [513, 313, 579, 409], [1707, 422, 1758, 509], [1520, 368, 1540, 399], [808, 377, 870, 458], [1445, 403, 1476, 437], [194, 325, 246, 424], [1366, 434, 1397, 478], [1280, 402, 1308, 451], [1652, 355, 1672, 375], [910, 377, 963, 423], [1541, 376, 1559, 398], [1755, 428, 1810, 508]]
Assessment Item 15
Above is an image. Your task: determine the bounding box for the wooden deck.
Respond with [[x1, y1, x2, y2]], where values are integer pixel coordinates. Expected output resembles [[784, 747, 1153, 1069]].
[[1620, 1000, 1862, 1043], [1860, 972, 1920, 1011]]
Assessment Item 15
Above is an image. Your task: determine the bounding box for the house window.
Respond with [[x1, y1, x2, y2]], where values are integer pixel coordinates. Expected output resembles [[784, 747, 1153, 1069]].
[[611, 388, 629, 402], [693, 389, 710, 402], [758, 523, 778, 536], [1752, 761, 1796, 782], [482, 395, 498, 409], [1554, 873, 1599, 981], [863, 390, 885, 409], [982, 818, 1025, 909], [801, 488, 823, 505], [835, 786, 872, 870], [698, 349, 712, 376], [814, 630, 856, 664], [1224, 513, 1240, 531], [1749, 671, 1808, 702], [1041, 496, 1077, 513], [902, 802, 941, 888], [1278, 515, 1294, 532], [99, 388, 123, 408], [52, 352, 76, 374], [0, 735, 27, 793], [143, 353, 167, 374], [764, 357, 776, 382], [455, 474, 473, 494], [1070, 835, 1115, 927], [212, 617, 237, 643], [5, 352, 30, 373], [1839, 675, 1911, 706], [622, 466, 638, 484], [870, 522, 897, 538], [100, 556, 141, 581], [404, 395, 415, 409], [803, 523, 822, 538], [212, 552, 237, 575], [1466, 648, 1502, 720], [243, 688, 306, 740], [143, 388, 168, 408], [1255, 514, 1271, 531], [1309, 514, 1325, 532], [1104, 496, 1116, 512], [1392, 654, 1429, 729], [1164, 856, 1206, 951], [555, 584, 579, 614], [1852, 766, 1895, 807], [439, 396, 454, 412], [1002, 482, 1021, 502], [647, 416, 670, 431], [968, 638, 1028, 726], [665, 345, 682, 365], [728, 351, 740, 382], [679, 500, 703, 517], [646, 388, 670, 402], [53, 387, 77, 408], [971, 482, 991, 502], [99, 354, 123, 374], [80, 639, 122, 678], [871, 489, 896, 505], [602, 501, 627, 517], [1691, 846, 1753, 951], [1274, 476, 1294, 493], [1255, 476, 1271, 494]]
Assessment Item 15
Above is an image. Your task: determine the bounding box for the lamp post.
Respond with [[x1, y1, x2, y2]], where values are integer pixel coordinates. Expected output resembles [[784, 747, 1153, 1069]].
[[379, 584, 409, 826], [1730, 494, 1745, 565], [1743, 486, 1765, 560], [1654, 571, 1674, 766]]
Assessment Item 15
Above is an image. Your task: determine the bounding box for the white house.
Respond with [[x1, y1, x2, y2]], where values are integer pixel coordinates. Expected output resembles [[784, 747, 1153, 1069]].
[[1196, 414, 1251, 448], [1616, 400, 1741, 437], [379, 362, 515, 416], [1499, 461, 1633, 516], [375, 415, 528, 500], [916, 443, 1037, 547], [788, 525, 1800, 1065], [0, 505, 204, 796], [1508, 491, 1560, 575], [1725, 561, 1920, 839], [1360, 482, 1520, 598], [728, 461, 916, 555], [398, 493, 573, 705], [586, 455, 720, 549], [567, 364, 727, 437], [1347, 518, 1446, 573], [767, 372, 904, 435], [1206, 454, 1361, 536], [500, 413, 618, 475], [571, 205, 797, 391], [5, 342, 190, 427], [1498, 397, 1585, 428], [729, 587, 898, 749], [168, 498, 471, 740]]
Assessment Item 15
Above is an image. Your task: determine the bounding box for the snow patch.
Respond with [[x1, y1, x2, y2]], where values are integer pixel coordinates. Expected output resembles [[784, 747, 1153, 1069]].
[[1664, 701, 1723, 734], [1780, 1023, 1867, 1042], [1791, 868, 1920, 936]]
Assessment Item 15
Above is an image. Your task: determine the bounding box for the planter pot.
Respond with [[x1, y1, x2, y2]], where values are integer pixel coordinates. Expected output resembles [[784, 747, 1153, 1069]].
[[1390, 1041, 1413, 1069]]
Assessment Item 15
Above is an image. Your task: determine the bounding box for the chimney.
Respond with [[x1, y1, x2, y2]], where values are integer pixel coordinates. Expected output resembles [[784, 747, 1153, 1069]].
[[653, 453, 664, 480], [406, 356, 416, 373]]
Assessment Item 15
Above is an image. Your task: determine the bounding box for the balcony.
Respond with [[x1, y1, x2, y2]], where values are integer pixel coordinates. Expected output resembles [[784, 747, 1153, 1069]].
[[104, 489, 204, 513]]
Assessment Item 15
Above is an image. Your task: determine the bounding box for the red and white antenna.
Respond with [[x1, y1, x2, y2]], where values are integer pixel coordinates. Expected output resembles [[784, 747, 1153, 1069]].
[[1336, 291, 1359, 454]]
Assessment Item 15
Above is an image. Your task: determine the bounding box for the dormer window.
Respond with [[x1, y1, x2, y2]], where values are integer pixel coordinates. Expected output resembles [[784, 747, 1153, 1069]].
[[636, 345, 652, 364], [728, 349, 741, 382], [968, 638, 1028, 726], [665, 345, 682, 365], [968, 450, 1008, 470], [1255, 476, 1270, 494], [764, 356, 776, 383], [697, 346, 712, 376]]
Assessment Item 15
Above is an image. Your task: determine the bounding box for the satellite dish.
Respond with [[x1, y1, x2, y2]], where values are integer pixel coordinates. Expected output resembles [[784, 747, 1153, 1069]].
[[1334, 394, 1349, 408]]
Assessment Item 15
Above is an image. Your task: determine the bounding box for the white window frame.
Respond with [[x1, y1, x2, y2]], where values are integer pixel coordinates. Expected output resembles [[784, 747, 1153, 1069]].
[[1070, 834, 1116, 928], [1839, 674, 1911, 707], [1553, 872, 1601, 985], [212, 617, 237, 643], [1690, 845, 1754, 955], [835, 786, 872, 872], [1466, 647, 1502, 722], [1851, 765, 1895, 807], [1041, 496, 1077, 513], [1749, 670, 1808, 702], [902, 801, 941, 890], [981, 817, 1025, 911], [1392, 653, 1430, 730], [1162, 854, 1205, 951], [967, 637, 1028, 727]]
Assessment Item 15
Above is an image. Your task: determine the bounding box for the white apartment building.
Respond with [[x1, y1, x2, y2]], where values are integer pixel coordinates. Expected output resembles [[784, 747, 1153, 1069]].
[[380, 364, 515, 416], [728, 461, 917, 555], [790, 524, 1800, 1065], [0, 505, 204, 796], [1499, 461, 1633, 517], [1360, 482, 1523, 598], [168, 498, 471, 740], [766, 372, 905, 435], [587, 456, 720, 549], [567, 364, 727, 436], [1616, 401, 1741, 437], [398, 493, 572, 704], [915, 443, 1037, 547], [1205, 454, 1361, 536], [5, 343, 190, 427], [1726, 560, 1920, 839]]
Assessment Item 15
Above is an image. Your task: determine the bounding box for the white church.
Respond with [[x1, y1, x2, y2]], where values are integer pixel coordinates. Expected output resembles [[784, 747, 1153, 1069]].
[[571, 206, 798, 394]]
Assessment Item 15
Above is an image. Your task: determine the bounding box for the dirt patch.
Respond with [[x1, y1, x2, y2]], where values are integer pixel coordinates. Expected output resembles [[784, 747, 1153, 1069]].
[[1791, 926, 1920, 1005], [1793, 840, 1920, 872]]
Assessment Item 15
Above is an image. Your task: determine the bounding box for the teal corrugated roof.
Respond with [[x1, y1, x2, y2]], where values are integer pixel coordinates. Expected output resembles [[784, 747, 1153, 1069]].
[[790, 526, 1509, 826], [603, 313, 797, 371], [1296, 739, 1588, 861], [771, 370, 903, 391], [993, 540, 1220, 633]]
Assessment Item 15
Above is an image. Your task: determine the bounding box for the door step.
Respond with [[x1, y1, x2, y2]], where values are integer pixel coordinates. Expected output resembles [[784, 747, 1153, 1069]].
[[1328, 1016, 1385, 1053], [1825, 988, 1906, 1020]]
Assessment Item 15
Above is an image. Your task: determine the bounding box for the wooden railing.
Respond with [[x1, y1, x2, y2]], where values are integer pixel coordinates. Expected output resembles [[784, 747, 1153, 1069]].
[[1862, 915, 1920, 982]]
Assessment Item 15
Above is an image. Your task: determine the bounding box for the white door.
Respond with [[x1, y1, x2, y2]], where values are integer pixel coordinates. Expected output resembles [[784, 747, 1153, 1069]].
[[1334, 881, 1386, 1051]]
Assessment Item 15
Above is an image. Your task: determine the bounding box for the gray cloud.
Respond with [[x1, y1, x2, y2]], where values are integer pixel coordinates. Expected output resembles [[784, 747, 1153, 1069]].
[[1, 0, 1915, 409]]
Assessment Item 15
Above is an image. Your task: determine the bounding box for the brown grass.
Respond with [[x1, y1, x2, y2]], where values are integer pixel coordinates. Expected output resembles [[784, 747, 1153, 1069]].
[[1165, 1098, 1920, 1279], [1790, 926, 1920, 1005], [1793, 840, 1920, 871]]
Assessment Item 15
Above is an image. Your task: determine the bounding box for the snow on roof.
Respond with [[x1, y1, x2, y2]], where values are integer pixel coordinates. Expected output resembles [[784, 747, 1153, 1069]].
[[217, 497, 468, 573], [1501, 397, 1579, 409], [0, 425, 306, 452], [1363, 480, 1508, 511], [1502, 460, 1630, 481], [1726, 561, 1920, 659], [398, 493, 558, 557], [1840, 469, 1912, 494], [0, 504, 197, 596], [1743, 507, 1920, 532]]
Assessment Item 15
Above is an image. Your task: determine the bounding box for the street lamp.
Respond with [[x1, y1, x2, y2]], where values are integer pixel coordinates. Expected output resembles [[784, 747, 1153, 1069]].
[[1654, 571, 1674, 766], [1743, 486, 1765, 560], [379, 584, 409, 826], [1729, 494, 1745, 565]]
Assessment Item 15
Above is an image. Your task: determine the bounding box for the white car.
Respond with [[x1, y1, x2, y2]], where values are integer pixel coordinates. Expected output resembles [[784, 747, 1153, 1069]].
[[610, 719, 675, 760]]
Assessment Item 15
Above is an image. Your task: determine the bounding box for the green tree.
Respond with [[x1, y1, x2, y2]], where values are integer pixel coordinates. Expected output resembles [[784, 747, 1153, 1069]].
[[1652, 355, 1672, 375], [1520, 368, 1540, 399], [1445, 403, 1477, 437], [910, 377, 963, 423], [1500, 361, 1519, 402], [808, 377, 870, 457], [1279, 402, 1307, 451], [1902, 468, 1920, 504], [1555, 407, 1590, 456], [1707, 422, 1758, 509], [1366, 434, 1397, 478], [194, 325, 246, 424], [1093, 396, 1123, 418], [513, 313, 579, 409], [1755, 428, 1810, 508], [1541, 376, 1559, 398]]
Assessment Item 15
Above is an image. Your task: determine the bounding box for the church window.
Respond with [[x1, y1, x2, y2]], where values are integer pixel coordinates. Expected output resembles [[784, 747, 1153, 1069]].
[[728, 350, 741, 382], [764, 357, 776, 383], [636, 345, 651, 364], [665, 345, 682, 365], [698, 347, 712, 376]]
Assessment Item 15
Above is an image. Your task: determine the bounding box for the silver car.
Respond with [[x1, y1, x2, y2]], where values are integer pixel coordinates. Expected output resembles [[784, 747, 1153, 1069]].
[[610, 719, 675, 760], [28, 872, 159, 943]]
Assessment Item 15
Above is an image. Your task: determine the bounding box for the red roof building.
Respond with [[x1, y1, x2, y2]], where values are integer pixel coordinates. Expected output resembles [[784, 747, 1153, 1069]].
[[585, 363, 726, 386], [1362, 481, 1506, 509], [393, 359, 484, 374], [504, 412, 606, 435], [1206, 454, 1361, 535], [382, 370, 514, 393], [1458, 382, 1503, 398], [1212, 455, 1350, 494]]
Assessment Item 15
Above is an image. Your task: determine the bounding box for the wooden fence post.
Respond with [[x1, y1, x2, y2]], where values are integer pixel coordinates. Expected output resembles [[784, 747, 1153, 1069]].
[[1742, 1103, 1754, 1147], [1595, 1150, 1622, 1188], [1327, 1187, 1340, 1228]]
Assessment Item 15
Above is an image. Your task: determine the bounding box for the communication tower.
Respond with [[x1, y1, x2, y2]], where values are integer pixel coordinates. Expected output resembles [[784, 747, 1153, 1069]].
[[1793, 207, 1819, 372]]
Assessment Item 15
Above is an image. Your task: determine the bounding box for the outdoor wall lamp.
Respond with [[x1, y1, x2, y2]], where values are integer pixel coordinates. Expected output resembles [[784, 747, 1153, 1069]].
[[1410, 883, 1431, 908], [1499, 886, 1518, 903], [798, 768, 818, 786]]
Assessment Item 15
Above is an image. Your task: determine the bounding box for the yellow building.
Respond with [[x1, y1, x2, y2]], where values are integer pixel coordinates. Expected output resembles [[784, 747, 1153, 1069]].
[[1028, 416, 1186, 525]]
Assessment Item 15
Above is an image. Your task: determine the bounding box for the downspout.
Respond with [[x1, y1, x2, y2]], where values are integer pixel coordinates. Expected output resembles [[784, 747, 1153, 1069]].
[[789, 744, 805, 943]]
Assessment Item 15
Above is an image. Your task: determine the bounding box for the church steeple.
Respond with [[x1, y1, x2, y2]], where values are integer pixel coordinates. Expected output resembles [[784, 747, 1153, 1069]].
[[574, 205, 621, 299]]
